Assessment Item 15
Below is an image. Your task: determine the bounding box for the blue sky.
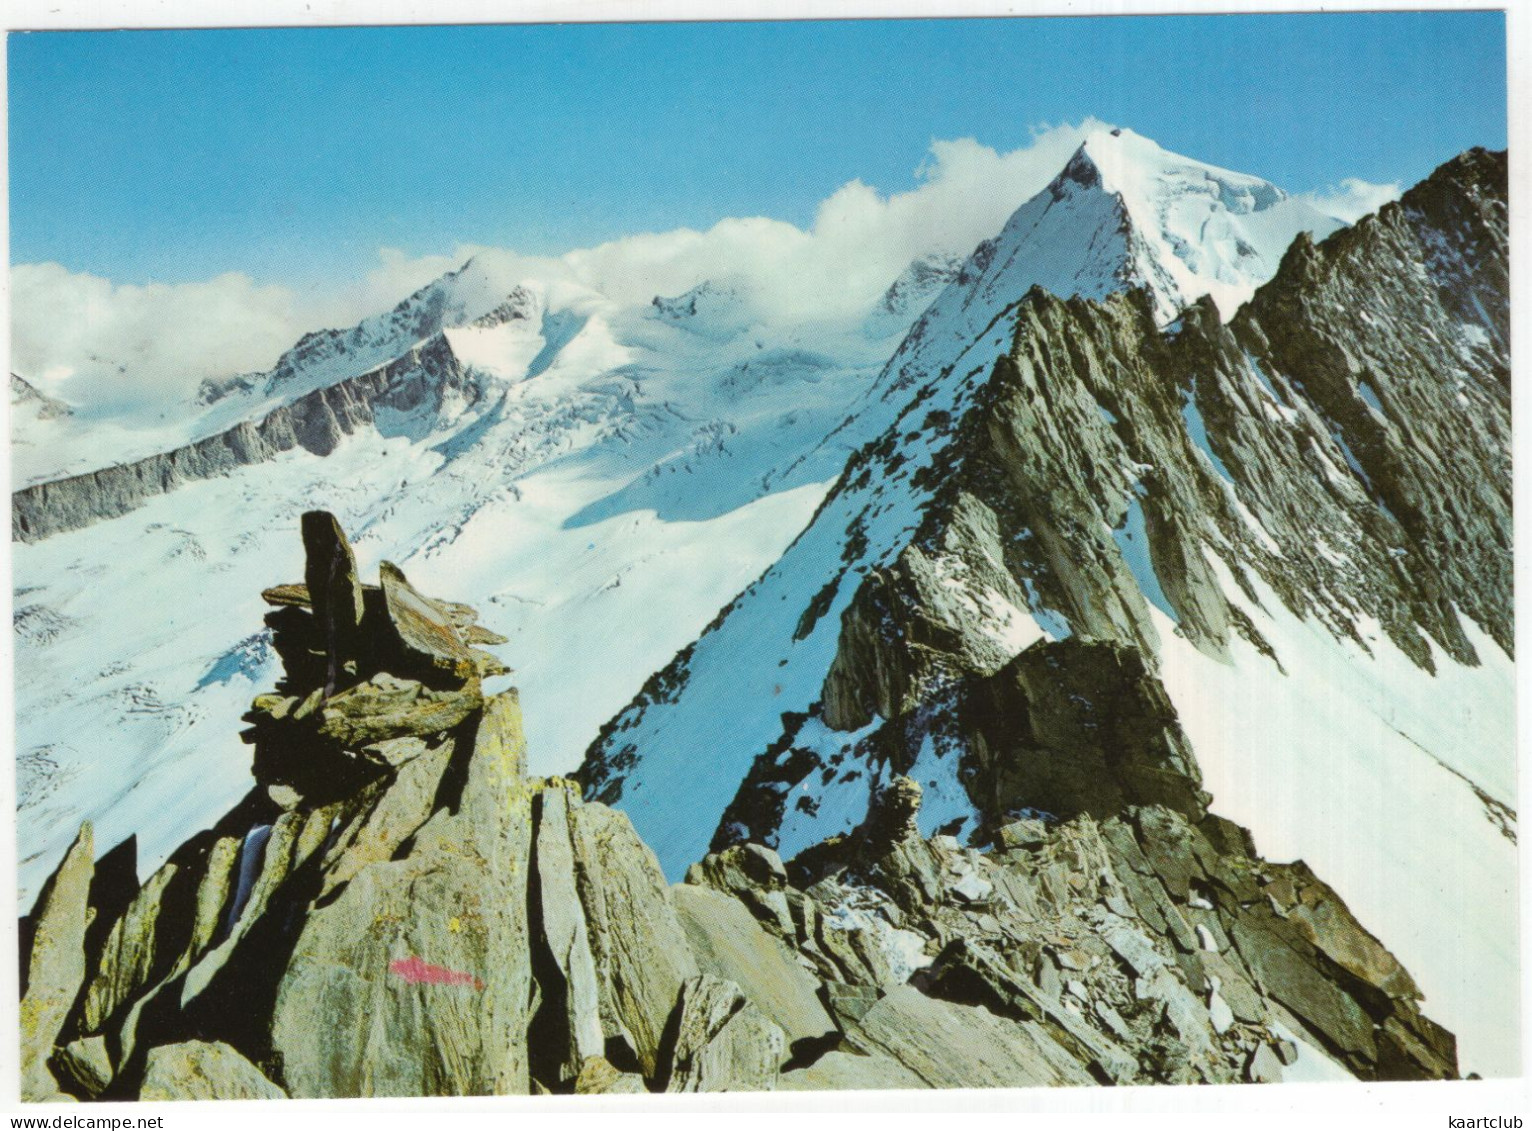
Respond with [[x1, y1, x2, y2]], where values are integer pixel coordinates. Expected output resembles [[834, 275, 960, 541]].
[[8, 12, 1508, 290]]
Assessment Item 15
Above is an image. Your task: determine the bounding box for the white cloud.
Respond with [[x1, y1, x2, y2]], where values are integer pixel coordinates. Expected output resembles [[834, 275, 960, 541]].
[[9, 264, 304, 414], [1298, 177, 1401, 223], [558, 119, 1106, 323], [5, 119, 1163, 413]]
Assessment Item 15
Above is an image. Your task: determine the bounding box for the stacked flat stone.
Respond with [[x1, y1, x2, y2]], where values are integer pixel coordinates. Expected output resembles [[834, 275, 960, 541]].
[[242, 511, 509, 805]]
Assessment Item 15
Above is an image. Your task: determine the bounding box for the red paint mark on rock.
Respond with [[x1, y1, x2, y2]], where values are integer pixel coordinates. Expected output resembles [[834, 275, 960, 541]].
[[389, 955, 484, 991]]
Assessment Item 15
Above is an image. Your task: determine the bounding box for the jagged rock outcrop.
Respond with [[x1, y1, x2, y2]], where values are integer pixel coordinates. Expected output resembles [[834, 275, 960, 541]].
[[13, 335, 477, 543], [19, 824, 95, 1101], [685, 770, 1455, 1086], [17, 514, 679, 1099], [18, 512, 1458, 1098]]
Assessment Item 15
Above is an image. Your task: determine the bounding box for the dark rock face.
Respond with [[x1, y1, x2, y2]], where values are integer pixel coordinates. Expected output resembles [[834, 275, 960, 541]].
[[964, 640, 1208, 825], [302, 510, 367, 697], [13, 335, 477, 543], [1228, 148, 1511, 660]]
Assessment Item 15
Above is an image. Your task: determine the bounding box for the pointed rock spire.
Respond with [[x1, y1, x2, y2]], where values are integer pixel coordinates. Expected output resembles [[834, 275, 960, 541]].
[[301, 510, 365, 697], [20, 821, 95, 1101]]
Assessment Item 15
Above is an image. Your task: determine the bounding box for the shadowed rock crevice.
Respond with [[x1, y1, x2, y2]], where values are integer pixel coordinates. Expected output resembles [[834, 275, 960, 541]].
[[962, 639, 1209, 827]]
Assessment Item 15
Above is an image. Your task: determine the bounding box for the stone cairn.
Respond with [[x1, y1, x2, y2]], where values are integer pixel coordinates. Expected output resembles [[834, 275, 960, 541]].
[[245, 511, 509, 807]]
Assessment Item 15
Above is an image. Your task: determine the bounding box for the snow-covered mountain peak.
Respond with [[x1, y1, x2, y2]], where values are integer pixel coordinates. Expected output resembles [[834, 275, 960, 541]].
[[1070, 127, 1287, 212], [470, 283, 542, 328], [865, 128, 1341, 422], [11, 373, 72, 420], [650, 278, 760, 342], [1037, 127, 1343, 320], [261, 255, 526, 395]]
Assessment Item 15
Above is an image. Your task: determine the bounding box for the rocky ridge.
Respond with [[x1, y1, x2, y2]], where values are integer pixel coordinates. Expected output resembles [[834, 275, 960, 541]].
[[575, 148, 1513, 1073], [13, 335, 482, 543], [815, 143, 1512, 787], [18, 516, 1456, 1099], [580, 147, 1510, 868]]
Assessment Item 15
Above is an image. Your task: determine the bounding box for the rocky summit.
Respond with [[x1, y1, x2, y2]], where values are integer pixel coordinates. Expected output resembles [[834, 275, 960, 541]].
[[18, 515, 1458, 1100]]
